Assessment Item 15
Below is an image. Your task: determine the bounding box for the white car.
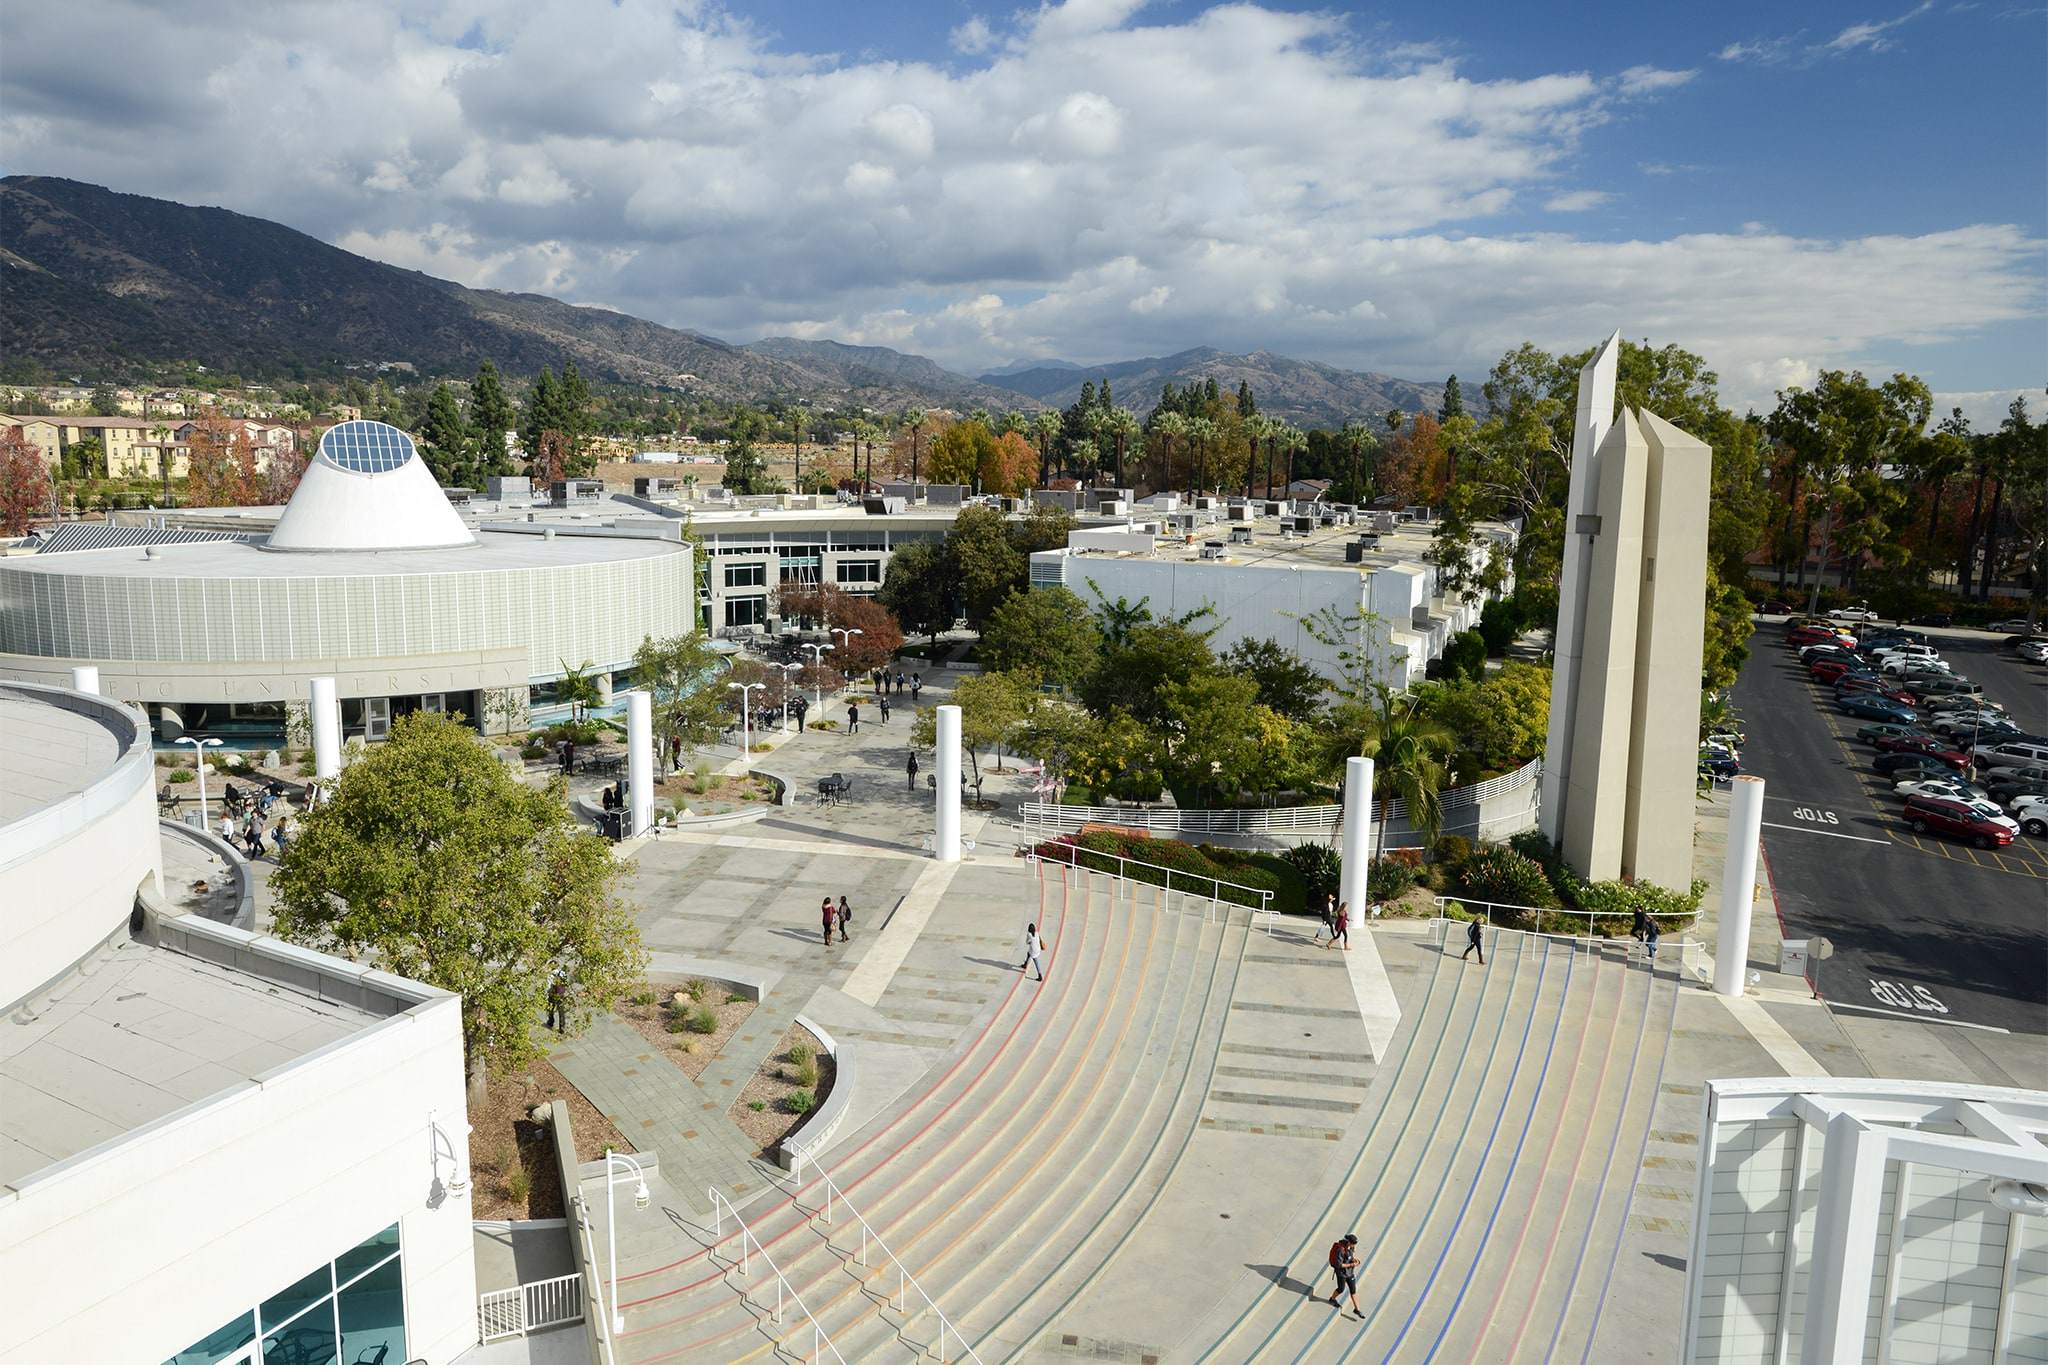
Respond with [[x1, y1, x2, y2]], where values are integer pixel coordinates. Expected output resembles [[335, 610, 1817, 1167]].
[[1880, 656, 1950, 677], [1897, 778, 1992, 804], [1964, 800, 2022, 834], [1873, 643, 1938, 663], [1930, 711, 2013, 737], [1829, 604, 1880, 621], [2011, 795, 2048, 836], [2019, 641, 2048, 664]]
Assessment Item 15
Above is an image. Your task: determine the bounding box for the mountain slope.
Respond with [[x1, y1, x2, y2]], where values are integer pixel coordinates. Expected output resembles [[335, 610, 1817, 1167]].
[[0, 177, 997, 410], [744, 337, 1029, 410], [982, 346, 1447, 428]]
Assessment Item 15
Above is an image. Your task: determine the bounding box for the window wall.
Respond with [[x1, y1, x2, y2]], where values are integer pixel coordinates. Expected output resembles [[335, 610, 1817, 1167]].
[[163, 1222, 404, 1365]]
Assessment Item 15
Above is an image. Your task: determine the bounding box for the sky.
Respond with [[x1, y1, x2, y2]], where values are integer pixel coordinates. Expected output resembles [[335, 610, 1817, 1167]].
[[3, 0, 2043, 420]]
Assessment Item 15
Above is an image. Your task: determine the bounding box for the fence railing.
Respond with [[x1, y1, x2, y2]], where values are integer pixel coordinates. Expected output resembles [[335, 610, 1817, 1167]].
[[1431, 896, 1700, 943], [707, 1187, 848, 1364], [478, 1272, 585, 1343], [1024, 846, 1272, 926], [801, 1162, 985, 1363], [1019, 755, 1543, 838]]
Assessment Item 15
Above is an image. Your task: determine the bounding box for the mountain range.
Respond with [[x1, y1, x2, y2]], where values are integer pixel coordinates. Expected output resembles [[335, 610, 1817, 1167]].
[[1, 176, 1446, 426]]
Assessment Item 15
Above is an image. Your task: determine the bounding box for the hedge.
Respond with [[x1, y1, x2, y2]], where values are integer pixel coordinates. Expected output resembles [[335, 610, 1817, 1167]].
[[1034, 832, 1306, 914]]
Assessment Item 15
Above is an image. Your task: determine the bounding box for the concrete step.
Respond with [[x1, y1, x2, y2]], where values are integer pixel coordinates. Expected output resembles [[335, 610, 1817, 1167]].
[[1193, 929, 1537, 1360]]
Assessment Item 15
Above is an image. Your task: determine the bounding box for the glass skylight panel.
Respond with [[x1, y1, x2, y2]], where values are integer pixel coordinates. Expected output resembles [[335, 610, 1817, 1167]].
[[319, 421, 418, 473]]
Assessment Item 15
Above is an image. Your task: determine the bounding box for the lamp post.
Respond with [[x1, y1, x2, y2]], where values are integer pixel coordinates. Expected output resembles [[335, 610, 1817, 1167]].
[[603, 1149, 651, 1334], [773, 662, 803, 736], [727, 681, 765, 763], [829, 626, 864, 685], [177, 735, 223, 826], [802, 642, 834, 719]]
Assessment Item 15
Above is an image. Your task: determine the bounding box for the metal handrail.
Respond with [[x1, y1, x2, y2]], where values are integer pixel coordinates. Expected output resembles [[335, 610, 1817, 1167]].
[[1431, 896, 1699, 944], [802, 1161, 986, 1364], [1023, 846, 1272, 923], [706, 1187, 848, 1364]]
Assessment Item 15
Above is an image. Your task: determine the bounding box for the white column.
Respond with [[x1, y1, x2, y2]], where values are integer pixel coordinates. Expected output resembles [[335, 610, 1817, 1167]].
[[69, 665, 100, 695], [1715, 775, 1766, 998], [934, 704, 962, 863], [309, 676, 342, 780], [1800, 1111, 1886, 1365], [1338, 756, 1374, 928], [625, 690, 653, 838]]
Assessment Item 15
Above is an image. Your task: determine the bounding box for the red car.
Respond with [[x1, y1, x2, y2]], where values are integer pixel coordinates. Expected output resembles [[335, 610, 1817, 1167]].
[[1789, 625, 1850, 649], [1835, 676, 1918, 704], [1902, 794, 2015, 848], [1810, 658, 1872, 684], [1873, 734, 1970, 769]]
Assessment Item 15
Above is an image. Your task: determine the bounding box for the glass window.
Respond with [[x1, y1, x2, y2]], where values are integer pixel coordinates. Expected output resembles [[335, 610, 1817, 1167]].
[[259, 1264, 332, 1335], [724, 597, 766, 628], [165, 1312, 255, 1365], [335, 1223, 400, 1287], [724, 562, 766, 588], [836, 559, 881, 584], [263, 1310, 335, 1365], [337, 1257, 406, 1365]]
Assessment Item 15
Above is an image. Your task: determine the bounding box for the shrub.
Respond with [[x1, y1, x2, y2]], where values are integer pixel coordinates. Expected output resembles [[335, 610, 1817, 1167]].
[[1038, 832, 1300, 912], [1432, 834, 1473, 871], [1282, 842, 1342, 904], [1060, 785, 1096, 806], [504, 1164, 531, 1204], [1227, 850, 1309, 917], [1507, 828, 1559, 867], [630, 987, 658, 1006], [167, 768, 195, 784], [1455, 845, 1558, 908], [664, 1010, 690, 1034], [1108, 768, 1166, 802], [783, 1089, 816, 1115], [749, 1100, 767, 1112], [1442, 629, 1488, 682], [685, 1006, 718, 1034], [1478, 596, 1524, 656], [1366, 857, 1417, 901], [810, 719, 840, 731], [682, 978, 708, 1002], [787, 1041, 813, 1066], [790, 1048, 820, 1089], [520, 743, 548, 761]]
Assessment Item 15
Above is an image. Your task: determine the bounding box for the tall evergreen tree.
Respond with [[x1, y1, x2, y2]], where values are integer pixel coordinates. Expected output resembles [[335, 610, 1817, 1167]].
[[1203, 377, 1220, 405], [420, 383, 470, 485], [470, 359, 514, 476], [1237, 381, 1257, 419], [520, 368, 561, 469], [1439, 375, 1466, 423], [558, 362, 593, 475]]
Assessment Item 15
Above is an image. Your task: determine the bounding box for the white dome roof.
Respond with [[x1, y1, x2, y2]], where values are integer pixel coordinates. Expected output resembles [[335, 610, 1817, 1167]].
[[266, 421, 476, 553]]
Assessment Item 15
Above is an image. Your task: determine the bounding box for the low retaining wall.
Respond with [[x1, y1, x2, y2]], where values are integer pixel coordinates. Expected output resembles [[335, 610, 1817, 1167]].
[[546, 1100, 615, 1365], [778, 1014, 855, 1174], [160, 817, 256, 930]]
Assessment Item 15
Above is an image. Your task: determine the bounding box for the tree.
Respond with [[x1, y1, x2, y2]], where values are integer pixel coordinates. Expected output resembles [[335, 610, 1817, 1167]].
[[470, 360, 515, 476], [0, 427, 52, 534], [1150, 411, 1188, 494], [1996, 396, 2048, 626], [948, 504, 1026, 627], [901, 407, 924, 482], [912, 669, 1039, 780], [90, 383, 122, 417], [558, 363, 593, 475], [1011, 501, 1074, 555], [1415, 661, 1549, 784], [62, 434, 105, 481], [1221, 637, 1327, 721], [723, 410, 774, 493], [775, 583, 904, 671], [1439, 375, 1465, 423], [1081, 620, 1218, 726], [271, 712, 646, 1084], [520, 368, 562, 468], [879, 540, 955, 644], [633, 632, 730, 759], [987, 430, 1039, 496], [1329, 685, 1455, 849], [421, 383, 470, 485], [554, 659, 603, 723], [1158, 671, 1302, 805], [184, 414, 261, 507], [982, 586, 1101, 689], [928, 419, 998, 493], [1104, 407, 1140, 487]]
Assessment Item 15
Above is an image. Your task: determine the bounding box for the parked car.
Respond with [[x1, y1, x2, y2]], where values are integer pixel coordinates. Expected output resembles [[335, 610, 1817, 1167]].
[[2008, 795, 2048, 837], [1760, 599, 1795, 615], [2018, 641, 2048, 664], [1902, 794, 2016, 848], [1882, 756, 1965, 783], [1857, 722, 1930, 745], [1789, 624, 1856, 649], [1899, 676, 1982, 701], [1985, 766, 2048, 803], [1872, 735, 1971, 769], [1829, 604, 1881, 621], [1987, 618, 2032, 633], [1699, 751, 1741, 780], [1975, 739, 2048, 771], [1929, 711, 2021, 739], [1835, 677, 1919, 704], [1800, 643, 1862, 663], [1925, 694, 2003, 715], [1910, 612, 1953, 627], [1811, 658, 1874, 685], [1896, 777, 1992, 804], [1880, 655, 1950, 677], [1838, 693, 1919, 723]]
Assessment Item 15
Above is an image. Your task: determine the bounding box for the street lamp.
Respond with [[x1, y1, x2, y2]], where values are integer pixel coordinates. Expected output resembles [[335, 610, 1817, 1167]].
[[177, 735, 223, 826], [773, 662, 803, 735], [603, 1149, 651, 1334], [801, 642, 834, 720], [830, 626, 864, 690], [727, 681, 765, 763]]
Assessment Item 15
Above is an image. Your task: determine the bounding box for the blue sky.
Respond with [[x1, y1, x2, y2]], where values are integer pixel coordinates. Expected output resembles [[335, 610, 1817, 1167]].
[[3, 0, 2042, 418]]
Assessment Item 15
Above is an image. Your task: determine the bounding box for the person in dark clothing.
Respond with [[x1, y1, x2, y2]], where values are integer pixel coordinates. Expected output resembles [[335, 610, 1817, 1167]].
[[1326, 1233, 1362, 1315], [546, 979, 569, 1035], [847, 702, 860, 734], [821, 897, 837, 948], [907, 751, 921, 792], [836, 895, 852, 943], [1644, 916, 1662, 963], [895, 670, 907, 695], [1630, 907, 1650, 949], [1462, 917, 1485, 964], [878, 694, 891, 722], [1331, 900, 1351, 951]]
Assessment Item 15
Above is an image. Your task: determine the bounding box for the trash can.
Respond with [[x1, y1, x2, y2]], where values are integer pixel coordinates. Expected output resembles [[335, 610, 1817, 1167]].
[[1778, 939, 1810, 977]]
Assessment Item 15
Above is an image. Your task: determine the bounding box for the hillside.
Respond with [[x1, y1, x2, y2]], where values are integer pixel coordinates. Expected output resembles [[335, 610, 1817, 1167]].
[[0, 177, 996, 411], [982, 346, 1448, 428]]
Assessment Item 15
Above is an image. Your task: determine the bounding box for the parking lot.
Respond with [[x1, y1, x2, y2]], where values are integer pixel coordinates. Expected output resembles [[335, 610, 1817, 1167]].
[[1731, 619, 2047, 1036]]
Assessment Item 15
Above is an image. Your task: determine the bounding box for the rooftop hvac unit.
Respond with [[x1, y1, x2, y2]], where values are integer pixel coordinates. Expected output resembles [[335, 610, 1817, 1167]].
[[1345, 542, 1364, 564], [1356, 532, 1382, 550], [1199, 541, 1225, 560], [1290, 516, 1314, 533], [1228, 524, 1254, 543]]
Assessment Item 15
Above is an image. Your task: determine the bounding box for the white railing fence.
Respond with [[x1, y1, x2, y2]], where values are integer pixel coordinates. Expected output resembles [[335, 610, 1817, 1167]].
[[1023, 846, 1272, 928], [707, 1187, 848, 1364], [1429, 897, 1702, 967], [800, 1162, 985, 1364], [478, 1272, 585, 1343]]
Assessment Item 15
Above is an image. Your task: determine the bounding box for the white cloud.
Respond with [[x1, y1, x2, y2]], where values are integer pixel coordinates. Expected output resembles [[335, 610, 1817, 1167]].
[[949, 16, 996, 54], [1930, 388, 2041, 430], [1615, 65, 1697, 98], [1825, 1, 1935, 52], [1716, 36, 1800, 63], [1717, 2, 1935, 64], [1, 0, 2036, 407]]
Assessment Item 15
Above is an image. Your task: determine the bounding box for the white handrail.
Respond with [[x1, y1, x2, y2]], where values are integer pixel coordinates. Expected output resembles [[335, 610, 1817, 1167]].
[[800, 1161, 986, 1364], [1023, 846, 1272, 924], [707, 1186, 849, 1364], [1432, 894, 1699, 935]]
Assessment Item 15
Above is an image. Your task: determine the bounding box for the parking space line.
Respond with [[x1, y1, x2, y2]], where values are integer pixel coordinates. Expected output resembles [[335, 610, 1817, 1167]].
[[1759, 820, 1890, 845]]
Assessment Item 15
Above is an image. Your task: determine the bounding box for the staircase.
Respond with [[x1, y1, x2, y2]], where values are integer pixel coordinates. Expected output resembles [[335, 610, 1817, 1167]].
[[607, 864, 1249, 1362], [1187, 927, 1680, 1363]]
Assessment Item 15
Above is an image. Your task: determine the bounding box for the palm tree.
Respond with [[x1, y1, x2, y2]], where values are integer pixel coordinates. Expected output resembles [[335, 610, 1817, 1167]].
[[790, 407, 808, 490], [1082, 406, 1112, 487], [1031, 410, 1062, 486], [968, 408, 992, 429], [1187, 416, 1218, 496], [904, 407, 927, 482], [1246, 415, 1276, 497], [1340, 420, 1375, 504], [1352, 685, 1455, 853], [1105, 407, 1140, 488], [998, 410, 1028, 437], [1279, 423, 1307, 499], [1153, 411, 1189, 497], [1069, 437, 1099, 485], [151, 422, 173, 504]]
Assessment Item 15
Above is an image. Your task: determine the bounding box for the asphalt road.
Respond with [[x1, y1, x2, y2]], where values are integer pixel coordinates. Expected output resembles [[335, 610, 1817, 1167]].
[[1733, 620, 2048, 1036]]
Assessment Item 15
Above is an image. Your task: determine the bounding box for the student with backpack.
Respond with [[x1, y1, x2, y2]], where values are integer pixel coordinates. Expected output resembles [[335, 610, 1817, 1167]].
[[1326, 1233, 1362, 1316], [836, 894, 853, 943]]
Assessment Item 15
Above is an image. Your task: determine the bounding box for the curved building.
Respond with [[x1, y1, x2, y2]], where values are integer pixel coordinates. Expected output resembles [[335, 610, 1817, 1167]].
[[0, 420, 695, 741]]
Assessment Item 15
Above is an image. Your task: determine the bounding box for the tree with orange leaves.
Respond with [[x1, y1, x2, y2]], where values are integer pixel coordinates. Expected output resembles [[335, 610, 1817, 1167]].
[[0, 426, 54, 535], [183, 414, 264, 507]]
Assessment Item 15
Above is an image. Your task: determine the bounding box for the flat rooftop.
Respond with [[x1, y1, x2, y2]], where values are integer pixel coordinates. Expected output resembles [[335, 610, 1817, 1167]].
[[0, 937, 379, 1187], [1062, 516, 1486, 576], [0, 693, 123, 826], [0, 524, 685, 581]]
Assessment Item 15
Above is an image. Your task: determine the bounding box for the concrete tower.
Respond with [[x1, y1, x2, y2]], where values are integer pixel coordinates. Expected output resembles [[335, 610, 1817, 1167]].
[[1542, 334, 1714, 891]]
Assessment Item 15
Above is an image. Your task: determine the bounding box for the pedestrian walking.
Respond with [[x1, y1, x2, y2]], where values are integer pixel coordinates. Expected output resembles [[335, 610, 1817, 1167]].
[[217, 811, 236, 843], [847, 702, 860, 734], [1325, 1233, 1363, 1316], [1630, 907, 1649, 954], [821, 896, 837, 949], [244, 814, 265, 861], [906, 751, 921, 792], [1020, 923, 1046, 982], [911, 673, 923, 702], [894, 670, 906, 695], [1644, 916, 1662, 964], [545, 977, 569, 1035], [1461, 917, 1485, 964], [557, 738, 572, 775], [837, 894, 853, 943], [878, 694, 891, 722], [1331, 900, 1351, 951], [669, 733, 683, 774], [270, 816, 291, 857], [875, 669, 886, 697]]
